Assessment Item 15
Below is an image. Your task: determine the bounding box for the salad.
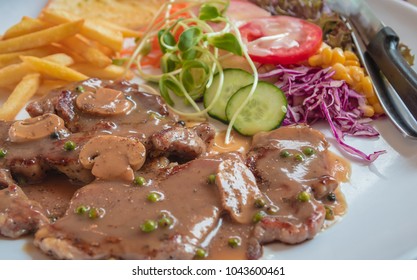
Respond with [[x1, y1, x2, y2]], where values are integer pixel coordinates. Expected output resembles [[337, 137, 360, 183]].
[[123, 0, 386, 162]]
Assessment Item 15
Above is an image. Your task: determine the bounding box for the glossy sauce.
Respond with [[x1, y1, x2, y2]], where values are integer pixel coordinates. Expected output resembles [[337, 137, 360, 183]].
[[22, 175, 81, 220]]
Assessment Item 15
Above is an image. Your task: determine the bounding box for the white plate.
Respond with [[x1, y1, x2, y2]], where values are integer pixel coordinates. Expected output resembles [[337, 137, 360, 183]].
[[1, 0, 417, 260]]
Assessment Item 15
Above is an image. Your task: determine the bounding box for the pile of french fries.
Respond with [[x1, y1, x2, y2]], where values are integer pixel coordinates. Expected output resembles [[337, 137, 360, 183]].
[[0, 9, 141, 121]]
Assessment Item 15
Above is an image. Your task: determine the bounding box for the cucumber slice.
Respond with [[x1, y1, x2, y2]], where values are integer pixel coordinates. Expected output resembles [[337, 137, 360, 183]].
[[203, 68, 254, 123], [226, 82, 287, 136]]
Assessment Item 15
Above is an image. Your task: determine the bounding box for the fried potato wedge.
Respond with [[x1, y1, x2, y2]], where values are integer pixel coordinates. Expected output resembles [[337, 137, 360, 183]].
[[2, 16, 49, 40], [0, 20, 83, 54], [62, 35, 112, 67], [20, 55, 88, 81], [41, 10, 123, 51], [0, 73, 40, 121]]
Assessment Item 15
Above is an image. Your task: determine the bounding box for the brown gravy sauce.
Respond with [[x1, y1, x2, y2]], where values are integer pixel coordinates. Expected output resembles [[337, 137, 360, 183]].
[[22, 174, 81, 220]]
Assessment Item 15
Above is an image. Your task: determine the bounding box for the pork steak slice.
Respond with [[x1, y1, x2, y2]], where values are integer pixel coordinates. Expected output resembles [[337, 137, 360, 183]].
[[0, 169, 49, 238], [245, 125, 341, 259], [34, 153, 254, 259]]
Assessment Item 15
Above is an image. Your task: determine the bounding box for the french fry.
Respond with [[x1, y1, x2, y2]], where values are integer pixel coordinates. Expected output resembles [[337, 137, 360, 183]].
[[36, 79, 68, 96], [0, 52, 74, 88], [0, 63, 33, 88], [71, 63, 127, 79], [41, 10, 123, 51], [61, 35, 112, 67], [0, 73, 40, 121], [42, 53, 75, 66], [20, 55, 88, 81], [0, 20, 83, 54], [0, 46, 58, 68], [2, 16, 49, 40], [93, 19, 143, 38]]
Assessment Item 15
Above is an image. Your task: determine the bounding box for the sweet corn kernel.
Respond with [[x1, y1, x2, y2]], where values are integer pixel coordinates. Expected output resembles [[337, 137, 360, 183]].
[[360, 105, 375, 117], [368, 94, 379, 105], [362, 76, 374, 98], [344, 60, 361, 67], [343, 50, 359, 61], [308, 54, 323, 67], [348, 66, 365, 82], [330, 48, 346, 65], [322, 47, 333, 65], [373, 102, 385, 115]]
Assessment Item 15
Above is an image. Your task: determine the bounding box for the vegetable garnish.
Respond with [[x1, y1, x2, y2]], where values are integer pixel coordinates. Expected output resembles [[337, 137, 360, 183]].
[[259, 65, 386, 162], [239, 16, 323, 65], [126, 0, 261, 144]]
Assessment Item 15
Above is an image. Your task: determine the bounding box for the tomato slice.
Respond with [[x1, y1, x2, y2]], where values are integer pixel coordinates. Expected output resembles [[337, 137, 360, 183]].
[[239, 16, 323, 65]]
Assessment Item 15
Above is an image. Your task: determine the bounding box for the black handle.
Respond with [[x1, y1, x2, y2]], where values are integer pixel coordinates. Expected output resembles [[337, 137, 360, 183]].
[[367, 26, 417, 120]]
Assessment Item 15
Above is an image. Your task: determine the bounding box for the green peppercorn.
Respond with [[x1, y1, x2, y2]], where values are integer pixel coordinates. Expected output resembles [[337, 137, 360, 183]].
[[141, 219, 158, 233], [294, 154, 304, 161], [207, 174, 216, 184], [194, 248, 207, 259], [0, 148, 7, 158], [88, 208, 102, 219], [75, 85, 85, 93], [297, 191, 310, 202], [266, 205, 279, 215], [75, 205, 89, 215], [158, 216, 173, 228], [252, 210, 267, 223], [327, 192, 337, 202], [325, 206, 335, 220], [134, 176, 146, 186], [228, 237, 241, 248], [63, 141, 76, 151], [280, 150, 291, 158], [254, 197, 266, 208], [147, 192, 162, 203], [303, 147, 315, 156]]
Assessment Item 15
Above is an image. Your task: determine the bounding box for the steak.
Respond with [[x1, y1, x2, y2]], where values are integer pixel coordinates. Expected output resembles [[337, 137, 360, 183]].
[[245, 125, 340, 259], [34, 153, 258, 259], [0, 169, 49, 238], [0, 79, 214, 183]]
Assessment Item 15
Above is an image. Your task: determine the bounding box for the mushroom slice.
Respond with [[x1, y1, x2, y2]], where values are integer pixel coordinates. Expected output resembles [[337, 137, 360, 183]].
[[216, 159, 263, 224], [75, 87, 133, 116], [8, 113, 68, 143], [79, 135, 146, 181]]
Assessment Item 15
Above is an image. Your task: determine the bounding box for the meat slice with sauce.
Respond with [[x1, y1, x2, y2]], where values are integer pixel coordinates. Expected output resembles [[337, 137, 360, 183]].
[[0, 113, 214, 183], [25, 78, 215, 161], [245, 125, 344, 259], [34, 153, 258, 259], [0, 169, 49, 238]]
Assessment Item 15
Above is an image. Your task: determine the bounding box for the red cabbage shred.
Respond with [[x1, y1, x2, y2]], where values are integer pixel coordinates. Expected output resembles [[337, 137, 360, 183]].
[[259, 65, 385, 162]]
